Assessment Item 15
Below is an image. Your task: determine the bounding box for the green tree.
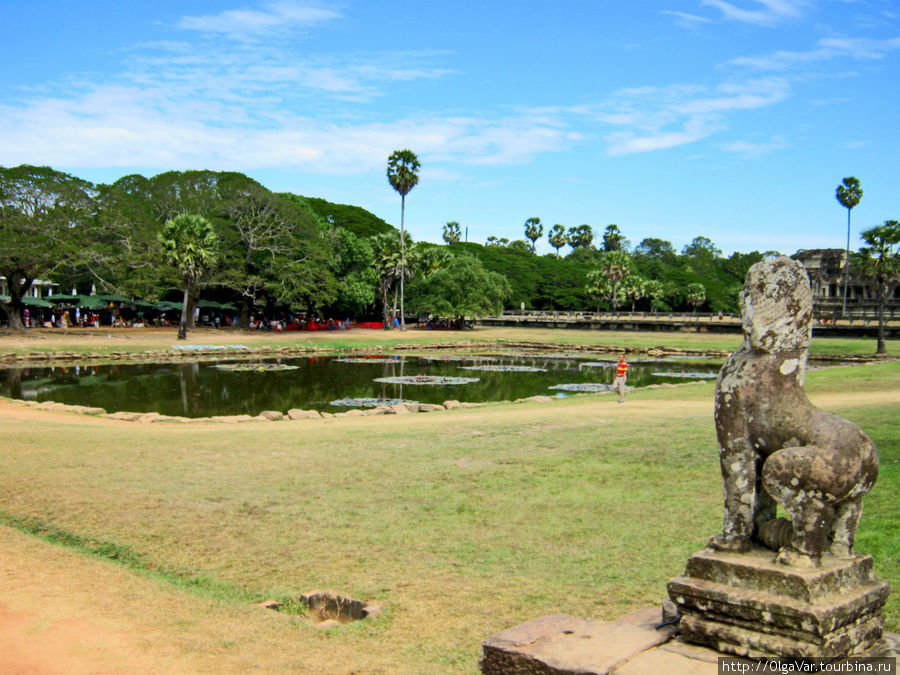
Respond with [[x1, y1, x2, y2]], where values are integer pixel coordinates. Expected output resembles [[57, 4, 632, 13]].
[[602, 224, 626, 252], [836, 176, 863, 316], [299, 195, 393, 238], [371, 230, 411, 329], [158, 214, 219, 340], [567, 224, 594, 250], [524, 217, 543, 252], [548, 224, 568, 258], [644, 279, 667, 312], [681, 236, 722, 259], [486, 236, 510, 247], [0, 165, 97, 329], [323, 228, 377, 317], [221, 178, 336, 326], [621, 274, 648, 311], [854, 220, 899, 354], [386, 149, 420, 331], [634, 237, 674, 260], [586, 250, 632, 312], [442, 221, 461, 244], [686, 282, 707, 313], [409, 254, 510, 328]]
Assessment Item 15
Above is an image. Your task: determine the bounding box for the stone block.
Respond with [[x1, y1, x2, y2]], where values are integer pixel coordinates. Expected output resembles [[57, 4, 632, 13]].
[[668, 547, 890, 659], [258, 410, 284, 421], [480, 613, 672, 675], [287, 408, 321, 420]]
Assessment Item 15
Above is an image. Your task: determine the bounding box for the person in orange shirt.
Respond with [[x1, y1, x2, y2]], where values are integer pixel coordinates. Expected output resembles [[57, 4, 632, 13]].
[[613, 354, 628, 403]]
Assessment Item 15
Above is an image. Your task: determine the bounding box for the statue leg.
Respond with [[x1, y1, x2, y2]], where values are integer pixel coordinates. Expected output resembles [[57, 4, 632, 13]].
[[763, 446, 836, 567], [709, 438, 757, 552], [829, 499, 863, 559]]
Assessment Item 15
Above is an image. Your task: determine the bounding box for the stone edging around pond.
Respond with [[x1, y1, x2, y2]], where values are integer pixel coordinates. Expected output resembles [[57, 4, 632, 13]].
[[0, 338, 885, 366], [6, 381, 710, 425]]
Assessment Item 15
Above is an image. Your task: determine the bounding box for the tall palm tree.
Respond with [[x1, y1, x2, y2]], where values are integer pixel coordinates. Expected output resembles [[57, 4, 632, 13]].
[[442, 221, 461, 244], [836, 177, 863, 316], [159, 213, 218, 340], [854, 220, 899, 354], [586, 250, 632, 312], [524, 217, 543, 252], [386, 149, 420, 331], [548, 224, 568, 258]]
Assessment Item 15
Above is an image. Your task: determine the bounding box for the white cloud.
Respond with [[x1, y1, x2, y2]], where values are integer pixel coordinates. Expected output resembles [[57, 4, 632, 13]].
[[175, 2, 341, 41], [662, 10, 713, 28], [578, 78, 789, 156], [721, 136, 787, 156], [700, 0, 810, 25], [727, 35, 900, 70]]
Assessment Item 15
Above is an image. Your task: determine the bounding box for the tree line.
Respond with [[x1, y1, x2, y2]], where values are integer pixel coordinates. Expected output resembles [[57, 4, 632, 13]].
[[2, 165, 896, 347], [0, 165, 508, 334]]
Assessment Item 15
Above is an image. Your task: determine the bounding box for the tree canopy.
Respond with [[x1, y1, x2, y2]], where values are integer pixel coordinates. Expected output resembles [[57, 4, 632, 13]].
[[0, 165, 99, 329]]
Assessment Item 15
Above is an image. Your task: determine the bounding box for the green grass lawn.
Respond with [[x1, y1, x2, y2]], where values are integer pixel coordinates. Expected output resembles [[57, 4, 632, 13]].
[[0, 358, 896, 672]]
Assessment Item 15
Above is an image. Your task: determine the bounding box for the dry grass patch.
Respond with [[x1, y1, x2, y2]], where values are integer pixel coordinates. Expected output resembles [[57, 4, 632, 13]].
[[0, 361, 897, 673]]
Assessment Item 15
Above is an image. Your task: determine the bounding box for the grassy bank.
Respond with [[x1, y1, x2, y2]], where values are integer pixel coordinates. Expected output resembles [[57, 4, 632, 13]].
[[1, 325, 897, 358], [0, 359, 897, 673]]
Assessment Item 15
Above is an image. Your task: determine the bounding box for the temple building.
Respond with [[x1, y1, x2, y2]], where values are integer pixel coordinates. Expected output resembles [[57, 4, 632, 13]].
[[794, 248, 900, 320]]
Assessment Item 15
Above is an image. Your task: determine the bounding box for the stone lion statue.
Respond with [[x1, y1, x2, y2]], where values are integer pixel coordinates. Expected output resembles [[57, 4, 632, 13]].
[[708, 257, 879, 567]]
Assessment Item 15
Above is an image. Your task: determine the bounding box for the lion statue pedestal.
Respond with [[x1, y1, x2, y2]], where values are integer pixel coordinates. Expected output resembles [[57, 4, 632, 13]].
[[667, 257, 889, 659]]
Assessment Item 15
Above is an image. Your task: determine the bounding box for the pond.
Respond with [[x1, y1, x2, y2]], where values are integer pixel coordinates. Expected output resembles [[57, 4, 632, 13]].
[[0, 351, 725, 418]]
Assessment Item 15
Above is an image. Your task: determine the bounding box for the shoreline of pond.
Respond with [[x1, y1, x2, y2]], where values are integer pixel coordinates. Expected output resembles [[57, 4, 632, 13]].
[[1, 379, 712, 425], [0, 338, 884, 368]]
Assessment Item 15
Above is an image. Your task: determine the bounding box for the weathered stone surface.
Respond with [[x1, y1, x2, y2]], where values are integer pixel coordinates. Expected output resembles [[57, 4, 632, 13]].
[[258, 410, 284, 421], [334, 409, 364, 417], [361, 406, 391, 415], [287, 408, 322, 420], [480, 614, 672, 675], [709, 257, 879, 568], [390, 403, 413, 414], [683, 547, 883, 603], [417, 403, 446, 412], [515, 395, 555, 403], [102, 411, 145, 421], [674, 256, 890, 660], [612, 644, 720, 674], [443, 399, 462, 409], [668, 547, 889, 659], [209, 414, 256, 423], [68, 404, 107, 415]]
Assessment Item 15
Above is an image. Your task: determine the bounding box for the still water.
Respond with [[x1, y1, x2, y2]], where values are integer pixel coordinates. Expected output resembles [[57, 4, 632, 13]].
[[0, 352, 723, 418]]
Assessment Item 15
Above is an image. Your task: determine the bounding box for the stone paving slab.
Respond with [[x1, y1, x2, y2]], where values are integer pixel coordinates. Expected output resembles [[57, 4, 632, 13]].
[[480, 613, 673, 675], [479, 608, 899, 675]]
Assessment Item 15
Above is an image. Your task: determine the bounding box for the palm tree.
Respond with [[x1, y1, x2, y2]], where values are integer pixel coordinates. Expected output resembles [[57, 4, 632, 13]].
[[854, 220, 899, 354], [586, 250, 632, 312], [386, 149, 420, 331], [524, 217, 543, 252], [567, 224, 594, 250], [686, 282, 707, 313], [548, 224, 568, 258], [621, 274, 648, 311], [158, 213, 218, 340], [442, 221, 461, 244], [836, 177, 863, 316]]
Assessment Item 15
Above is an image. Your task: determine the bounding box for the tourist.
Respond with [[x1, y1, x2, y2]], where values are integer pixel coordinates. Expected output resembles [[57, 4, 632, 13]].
[[613, 354, 628, 403]]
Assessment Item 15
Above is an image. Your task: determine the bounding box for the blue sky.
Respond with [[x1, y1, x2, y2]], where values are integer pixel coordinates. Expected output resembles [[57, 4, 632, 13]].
[[1, 1, 897, 255]]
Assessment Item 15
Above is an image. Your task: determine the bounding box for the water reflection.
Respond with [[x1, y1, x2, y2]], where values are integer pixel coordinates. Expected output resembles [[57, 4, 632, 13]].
[[0, 353, 724, 418]]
